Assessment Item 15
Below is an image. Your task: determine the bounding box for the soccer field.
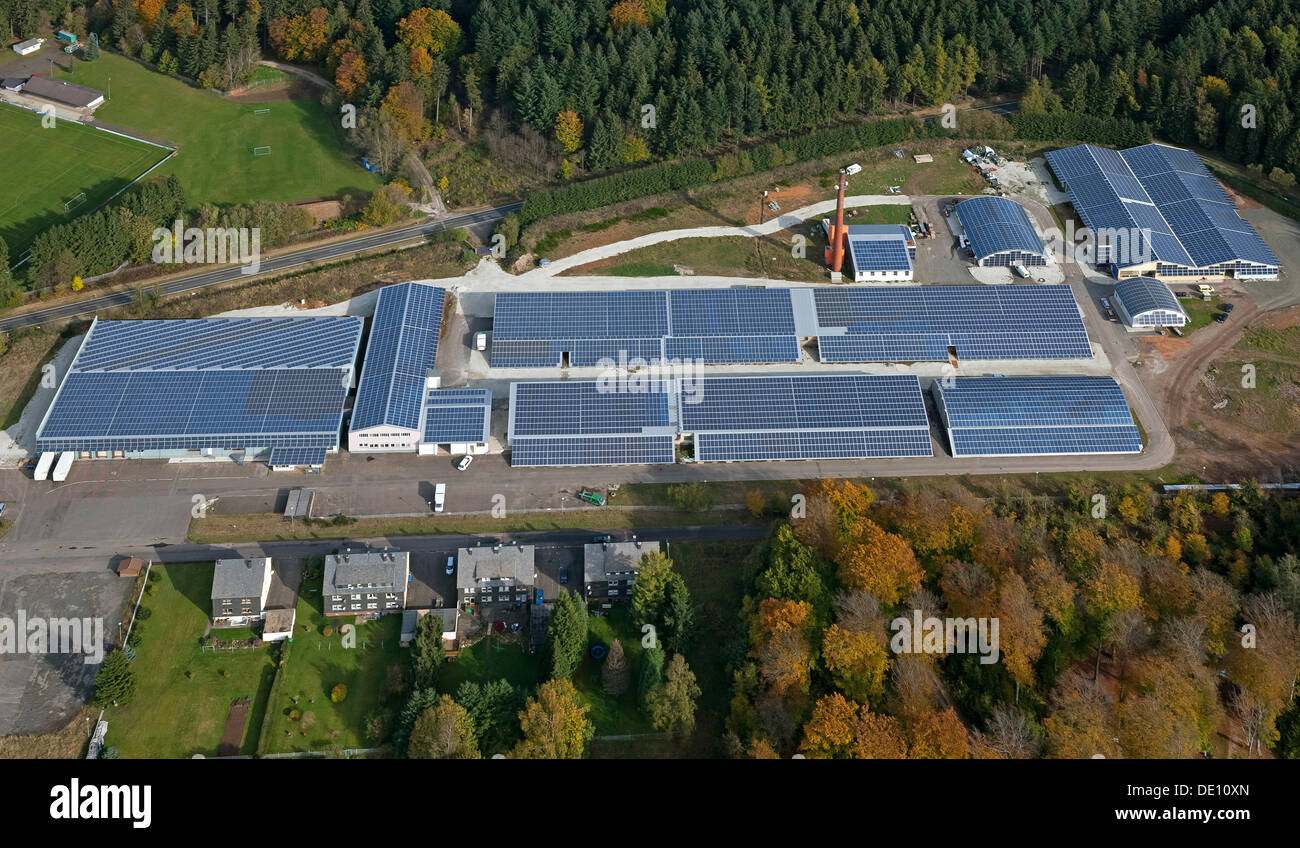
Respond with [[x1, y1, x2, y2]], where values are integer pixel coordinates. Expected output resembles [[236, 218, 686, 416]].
[[0, 103, 170, 254], [58, 54, 382, 210]]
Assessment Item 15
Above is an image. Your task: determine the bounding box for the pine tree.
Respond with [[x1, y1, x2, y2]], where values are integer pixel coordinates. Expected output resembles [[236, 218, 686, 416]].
[[92, 651, 136, 707], [410, 611, 444, 690], [85, 32, 101, 62], [602, 639, 629, 695], [545, 590, 588, 680], [637, 645, 664, 708]]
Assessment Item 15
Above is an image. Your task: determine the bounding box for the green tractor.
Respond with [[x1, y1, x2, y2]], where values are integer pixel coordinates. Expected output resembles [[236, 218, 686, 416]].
[[576, 489, 606, 507]]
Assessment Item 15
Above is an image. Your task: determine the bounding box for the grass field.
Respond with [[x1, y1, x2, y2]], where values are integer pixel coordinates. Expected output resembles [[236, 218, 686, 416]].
[[57, 54, 380, 209], [104, 564, 278, 758], [262, 589, 404, 754], [0, 102, 169, 252]]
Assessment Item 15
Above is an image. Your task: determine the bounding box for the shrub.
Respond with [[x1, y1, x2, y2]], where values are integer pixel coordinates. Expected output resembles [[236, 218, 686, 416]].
[[331, 684, 349, 703]]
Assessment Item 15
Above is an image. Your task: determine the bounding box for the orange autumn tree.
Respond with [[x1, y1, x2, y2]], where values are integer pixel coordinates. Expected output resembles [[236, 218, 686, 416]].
[[608, 0, 650, 30], [905, 707, 970, 759], [135, 0, 166, 34], [398, 8, 462, 56], [281, 7, 330, 63], [335, 50, 368, 99], [380, 81, 430, 143], [792, 478, 874, 556], [800, 693, 908, 759], [750, 598, 814, 695], [835, 519, 923, 606]]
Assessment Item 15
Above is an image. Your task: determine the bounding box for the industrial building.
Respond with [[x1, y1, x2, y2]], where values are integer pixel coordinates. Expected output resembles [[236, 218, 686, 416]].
[[348, 281, 490, 455], [490, 288, 809, 367], [820, 222, 917, 281], [1045, 143, 1279, 280], [811, 284, 1092, 363], [35, 316, 363, 468], [1112, 278, 1188, 328], [507, 373, 932, 466], [932, 376, 1143, 457], [953, 196, 1049, 267]]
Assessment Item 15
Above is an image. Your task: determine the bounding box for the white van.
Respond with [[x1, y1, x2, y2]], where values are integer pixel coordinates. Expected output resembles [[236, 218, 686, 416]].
[[433, 483, 446, 513]]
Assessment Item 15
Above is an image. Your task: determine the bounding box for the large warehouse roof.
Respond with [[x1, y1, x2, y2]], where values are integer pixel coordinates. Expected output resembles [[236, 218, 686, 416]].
[[350, 282, 446, 434], [679, 374, 932, 462], [507, 381, 676, 466], [491, 289, 804, 367], [1113, 278, 1187, 327], [933, 376, 1142, 457], [36, 317, 362, 453], [813, 284, 1092, 362], [1045, 143, 1278, 271], [953, 196, 1047, 263]]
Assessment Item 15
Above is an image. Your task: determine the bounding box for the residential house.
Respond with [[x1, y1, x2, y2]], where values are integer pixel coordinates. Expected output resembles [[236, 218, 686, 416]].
[[211, 557, 273, 626], [584, 541, 650, 601], [323, 549, 409, 616], [456, 544, 534, 608]]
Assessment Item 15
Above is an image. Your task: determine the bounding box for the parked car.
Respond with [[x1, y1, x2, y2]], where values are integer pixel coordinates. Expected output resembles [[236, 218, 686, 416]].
[[592, 534, 612, 544], [433, 483, 446, 513], [1221, 302, 1235, 313], [535, 588, 544, 604], [1100, 297, 1111, 310], [559, 568, 569, 584], [1214, 312, 1228, 323], [456, 455, 473, 471], [0, 502, 6, 519], [576, 489, 606, 506], [445, 556, 455, 575]]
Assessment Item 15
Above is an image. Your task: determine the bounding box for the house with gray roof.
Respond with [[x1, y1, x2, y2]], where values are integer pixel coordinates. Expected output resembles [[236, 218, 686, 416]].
[[584, 540, 654, 601], [323, 549, 409, 616], [456, 543, 534, 607], [211, 557, 273, 626]]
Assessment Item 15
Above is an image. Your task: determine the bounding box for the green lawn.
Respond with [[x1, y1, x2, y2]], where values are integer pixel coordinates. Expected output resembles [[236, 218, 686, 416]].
[[577, 605, 656, 736], [57, 54, 380, 209], [0, 102, 169, 252], [262, 588, 404, 754], [104, 563, 278, 758], [438, 627, 542, 694], [1182, 294, 1223, 331]]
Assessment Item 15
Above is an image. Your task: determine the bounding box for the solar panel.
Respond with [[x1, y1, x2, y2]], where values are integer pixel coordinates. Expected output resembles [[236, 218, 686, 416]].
[[351, 282, 446, 433], [422, 388, 491, 444], [814, 285, 1092, 362], [1113, 278, 1186, 325], [848, 236, 912, 272], [680, 374, 932, 461], [510, 436, 675, 467], [268, 447, 327, 467], [492, 289, 801, 367], [935, 376, 1142, 457], [36, 317, 361, 456], [1048, 143, 1279, 273], [954, 197, 1047, 264]]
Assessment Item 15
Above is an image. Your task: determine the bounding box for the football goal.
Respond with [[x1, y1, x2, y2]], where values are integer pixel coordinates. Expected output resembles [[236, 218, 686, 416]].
[[252, 146, 272, 156], [253, 108, 270, 115], [63, 191, 87, 213]]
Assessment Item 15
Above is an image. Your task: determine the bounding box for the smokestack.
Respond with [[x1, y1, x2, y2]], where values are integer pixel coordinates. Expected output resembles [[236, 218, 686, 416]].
[[826, 171, 848, 275]]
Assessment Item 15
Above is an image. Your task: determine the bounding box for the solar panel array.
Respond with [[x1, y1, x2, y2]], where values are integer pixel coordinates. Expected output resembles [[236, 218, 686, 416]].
[[1046, 143, 1278, 271], [491, 289, 802, 366], [268, 447, 327, 467], [681, 374, 933, 462], [350, 282, 446, 434], [422, 388, 492, 444], [814, 285, 1092, 362], [954, 196, 1048, 264], [508, 381, 675, 466], [36, 317, 362, 455], [934, 376, 1142, 457], [847, 235, 913, 272], [1113, 278, 1187, 327]]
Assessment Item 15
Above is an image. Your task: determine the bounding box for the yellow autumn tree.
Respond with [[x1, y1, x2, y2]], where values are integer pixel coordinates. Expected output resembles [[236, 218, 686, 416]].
[[511, 679, 593, 759], [835, 519, 923, 605], [608, 0, 650, 30], [554, 109, 584, 153], [397, 8, 462, 56], [821, 624, 890, 705]]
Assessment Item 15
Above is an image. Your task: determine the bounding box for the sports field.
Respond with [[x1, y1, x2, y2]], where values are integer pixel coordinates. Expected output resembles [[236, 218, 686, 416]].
[[58, 54, 381, 208], [0, 102, 170, 253]]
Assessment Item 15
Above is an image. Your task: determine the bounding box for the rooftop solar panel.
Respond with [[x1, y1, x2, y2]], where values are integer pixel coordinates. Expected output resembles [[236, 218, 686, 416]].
[[37, 317, 361, 456], [422, 388, 491, 444], [935, 376, 1142, 457], [491, 289, 802, 366], [350, 282, 446, 433], [813, 285, 1092, 362], [1049, 143, 1279, 272], [268, 447, 328, 467]]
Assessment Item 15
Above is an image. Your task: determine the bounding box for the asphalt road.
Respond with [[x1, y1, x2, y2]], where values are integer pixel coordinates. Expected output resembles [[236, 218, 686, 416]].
[[0, 202, 521, 333]]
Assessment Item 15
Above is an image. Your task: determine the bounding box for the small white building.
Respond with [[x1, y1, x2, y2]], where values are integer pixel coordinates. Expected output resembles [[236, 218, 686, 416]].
[[822, 222, 916, 281], [12, 38, 44, 56], [262, 608, 296, 642]]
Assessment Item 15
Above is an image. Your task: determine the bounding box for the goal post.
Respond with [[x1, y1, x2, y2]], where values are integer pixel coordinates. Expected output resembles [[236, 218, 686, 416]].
[[63, 191, 87, 213], [252, 108, 270, 115], [252, 146, 272, 156]]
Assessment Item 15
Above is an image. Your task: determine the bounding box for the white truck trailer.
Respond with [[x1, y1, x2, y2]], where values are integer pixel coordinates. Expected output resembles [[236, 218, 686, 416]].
[[33, 452, 55, 481], [51, 451, 75, 482]]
